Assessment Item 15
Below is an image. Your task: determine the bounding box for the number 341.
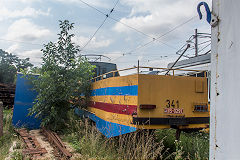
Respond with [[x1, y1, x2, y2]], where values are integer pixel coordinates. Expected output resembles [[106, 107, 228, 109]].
[[165, 100, 179, 108]]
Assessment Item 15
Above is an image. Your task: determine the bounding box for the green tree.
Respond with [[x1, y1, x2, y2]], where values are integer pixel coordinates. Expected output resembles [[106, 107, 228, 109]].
[[0, 49, 33, 84], [28, 20, 95, 130]]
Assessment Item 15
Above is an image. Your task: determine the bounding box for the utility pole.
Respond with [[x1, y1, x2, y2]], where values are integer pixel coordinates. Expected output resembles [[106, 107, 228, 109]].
[[195, 28, 198, 57], [137, 60, 139, 74], [0, 101, 3, 137]]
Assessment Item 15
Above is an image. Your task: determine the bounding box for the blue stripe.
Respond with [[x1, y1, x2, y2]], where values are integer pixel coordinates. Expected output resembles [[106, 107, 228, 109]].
[[90, 85, 138, 96], [74, 108, 136, 138]]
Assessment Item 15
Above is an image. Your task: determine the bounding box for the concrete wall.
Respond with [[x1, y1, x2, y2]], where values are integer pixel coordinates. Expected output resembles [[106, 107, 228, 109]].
[[210, 1, 240, 159]]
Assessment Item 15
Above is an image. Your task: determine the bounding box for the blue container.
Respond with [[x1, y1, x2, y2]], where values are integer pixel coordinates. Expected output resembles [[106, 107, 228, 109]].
[[12, 74, 41, 129]]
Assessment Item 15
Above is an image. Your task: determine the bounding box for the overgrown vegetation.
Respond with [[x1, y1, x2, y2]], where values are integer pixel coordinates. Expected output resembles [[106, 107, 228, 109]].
[[24, 20, 95, 130], [0, 49, 33, 84], [156, 129, 209, 159], [0, 109, 14, 159], [0, 109, 21, 159], [0, 110, 27, 160], [63, 110, 170, 160], [62, 110, 209, 160]]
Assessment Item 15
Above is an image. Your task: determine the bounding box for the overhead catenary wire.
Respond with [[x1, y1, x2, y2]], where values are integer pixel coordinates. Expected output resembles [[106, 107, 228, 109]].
[[80, 0, 119, 51], [111, 15, 198, 62], [1, 0, 207, 66], [2, 0, 195, 62], [129, 15, 197, 53], [77, 0, 177, 51]]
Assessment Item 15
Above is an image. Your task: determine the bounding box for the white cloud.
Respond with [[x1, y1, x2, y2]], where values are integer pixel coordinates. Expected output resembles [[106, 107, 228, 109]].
[[18, 49, 43, 65], [103, 52, 122, 61], [0, 7, 50, 21], [73, 36, 112, 49], [113, 0, 212, 36], [5, 18, 51, 42], [147, 58, 174, 68], [6, 44, 20, 53], [54, 0, 110, 8], [18, 0, 41, 3], [6, 0, 42, 4]]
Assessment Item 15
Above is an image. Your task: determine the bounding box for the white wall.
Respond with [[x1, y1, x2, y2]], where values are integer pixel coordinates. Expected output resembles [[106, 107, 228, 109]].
[[210, 0, 240, 159]]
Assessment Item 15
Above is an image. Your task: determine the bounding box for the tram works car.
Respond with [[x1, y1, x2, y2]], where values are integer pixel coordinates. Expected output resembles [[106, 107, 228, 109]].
[[75, 62, 209, 138]]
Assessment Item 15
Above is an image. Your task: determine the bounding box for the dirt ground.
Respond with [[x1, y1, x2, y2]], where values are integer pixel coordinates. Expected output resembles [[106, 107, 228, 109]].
[[29, 130, 80, 159], [29, 129, 56, 159], [6, 129, 80, 160]]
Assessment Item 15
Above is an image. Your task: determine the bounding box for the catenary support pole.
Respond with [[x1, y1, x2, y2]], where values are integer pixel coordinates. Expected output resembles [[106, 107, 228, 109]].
[[0, 101, 3, 137], [195, 29, 198, 57]]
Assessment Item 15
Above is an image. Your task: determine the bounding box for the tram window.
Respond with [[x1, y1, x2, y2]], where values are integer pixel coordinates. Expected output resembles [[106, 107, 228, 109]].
[[93, 68, 97, 77], [197, 72, 205, 77], [102, 68, 107, 74]]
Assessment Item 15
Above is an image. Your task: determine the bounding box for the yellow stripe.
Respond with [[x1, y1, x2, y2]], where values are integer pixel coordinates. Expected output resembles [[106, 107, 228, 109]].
[[92, 75, 138, 89], [88, 107, 136, 127], [88, 107, 174, 129], [90, 95, 138, 105]]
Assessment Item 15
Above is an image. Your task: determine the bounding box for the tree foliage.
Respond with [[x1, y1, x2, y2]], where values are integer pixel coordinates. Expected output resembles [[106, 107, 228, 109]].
[[27, 20, 95, 130], [0, 49, 33, 84]]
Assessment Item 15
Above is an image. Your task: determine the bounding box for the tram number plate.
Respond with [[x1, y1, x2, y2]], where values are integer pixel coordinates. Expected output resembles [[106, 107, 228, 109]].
[[164, 108, 183, 114]]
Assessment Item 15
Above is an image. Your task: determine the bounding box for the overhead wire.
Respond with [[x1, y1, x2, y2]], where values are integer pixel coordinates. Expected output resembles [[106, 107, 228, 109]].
[[1, 0, 206, 66], [111, 14, 198, 62], [77, 0, 177, 51], [80, 0, 119, 51], [1, 0, 194, 63]]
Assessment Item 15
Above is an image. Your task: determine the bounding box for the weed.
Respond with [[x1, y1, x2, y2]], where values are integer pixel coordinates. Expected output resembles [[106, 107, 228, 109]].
[[63, 110, 167, 160], [174, 140, 184, 160], [10, 151, 23, 160], [0, 109, 15, 159], [156, 129, 209, 159], [63, 110, 209, 160]]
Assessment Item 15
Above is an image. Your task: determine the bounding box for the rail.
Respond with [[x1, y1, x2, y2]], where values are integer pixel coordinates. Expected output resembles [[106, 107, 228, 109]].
[[91, 66, 207, 82]]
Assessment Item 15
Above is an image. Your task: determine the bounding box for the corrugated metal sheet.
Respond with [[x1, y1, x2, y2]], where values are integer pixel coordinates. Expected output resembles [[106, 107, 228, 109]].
[[12, 74, 41, 129]]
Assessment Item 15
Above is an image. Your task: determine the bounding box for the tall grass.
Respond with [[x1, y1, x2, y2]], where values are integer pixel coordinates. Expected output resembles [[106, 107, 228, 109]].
[[63, 110, 209, 159], [0, 109, 15, 159], [63, 110, 168, 160], [156, 129, 209, 159]]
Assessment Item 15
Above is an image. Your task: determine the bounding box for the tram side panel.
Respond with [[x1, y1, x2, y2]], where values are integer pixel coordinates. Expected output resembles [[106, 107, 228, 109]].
[[134, 74, 209, 130], [88, 74, 139, 137]]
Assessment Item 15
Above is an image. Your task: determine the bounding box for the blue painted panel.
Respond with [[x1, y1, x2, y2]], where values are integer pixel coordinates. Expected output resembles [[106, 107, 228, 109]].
[[12, 74, 41, 129], [90, 85, 138, 96], [74, 108, 136, 138]]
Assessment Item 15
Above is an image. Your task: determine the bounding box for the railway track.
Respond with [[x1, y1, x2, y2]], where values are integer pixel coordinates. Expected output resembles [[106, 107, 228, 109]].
[[15, 128, 72, 159]]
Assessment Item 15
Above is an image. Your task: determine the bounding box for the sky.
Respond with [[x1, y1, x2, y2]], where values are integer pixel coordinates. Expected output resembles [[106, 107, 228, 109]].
[[0, 0, 212, 72]]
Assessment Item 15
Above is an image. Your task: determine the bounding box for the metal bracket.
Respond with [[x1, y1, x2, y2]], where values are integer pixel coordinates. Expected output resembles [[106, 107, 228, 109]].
[[210, 13, 218, 27], [197, 2, 219, 27]]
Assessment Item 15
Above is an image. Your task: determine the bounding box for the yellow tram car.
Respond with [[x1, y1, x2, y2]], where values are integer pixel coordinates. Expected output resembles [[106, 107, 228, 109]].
[[75, 63, 209, 138]]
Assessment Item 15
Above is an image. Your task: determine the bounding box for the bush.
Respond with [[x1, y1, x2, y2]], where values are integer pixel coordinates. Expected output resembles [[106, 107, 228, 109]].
[[25, 20, 95, 130], [155, 129, 209, 159]]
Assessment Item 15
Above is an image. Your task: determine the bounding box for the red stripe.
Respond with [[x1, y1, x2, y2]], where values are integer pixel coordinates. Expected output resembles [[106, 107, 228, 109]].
[[89, 101, 137, 115]]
